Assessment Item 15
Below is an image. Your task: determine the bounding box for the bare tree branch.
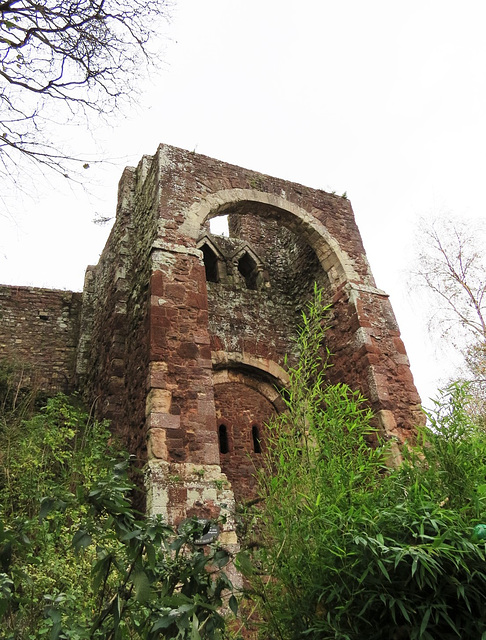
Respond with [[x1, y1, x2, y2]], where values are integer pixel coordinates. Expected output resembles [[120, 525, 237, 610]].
[[412, 216, 486, 345], [0, 0, 171, 182], [411, 216, 486, 423]]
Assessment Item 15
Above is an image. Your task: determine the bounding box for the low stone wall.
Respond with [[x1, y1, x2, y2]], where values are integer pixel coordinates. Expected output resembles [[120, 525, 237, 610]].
[[0, 284, 81, 393]]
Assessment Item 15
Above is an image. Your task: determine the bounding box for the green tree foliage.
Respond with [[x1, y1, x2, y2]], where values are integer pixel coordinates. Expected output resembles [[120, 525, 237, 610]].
[[0, 371, 236, 639], [239, 292, 486, 640]]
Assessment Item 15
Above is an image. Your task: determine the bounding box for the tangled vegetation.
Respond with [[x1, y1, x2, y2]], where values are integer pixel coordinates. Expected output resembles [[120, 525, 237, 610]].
[[0, 364, 237, 640], [238, 291, 486, 640], [3, 285, 486, 639]]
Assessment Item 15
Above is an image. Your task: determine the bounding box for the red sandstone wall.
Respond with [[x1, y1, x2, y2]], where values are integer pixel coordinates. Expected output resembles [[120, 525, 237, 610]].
[[148, 252, 218, 464], [0, 285, 81, 393], [214, 382, 276, 503], [78, 161, 161, 477], [140, 144, 421, 479], [151, 146, 375, 293], [326, 284, 423, 440]]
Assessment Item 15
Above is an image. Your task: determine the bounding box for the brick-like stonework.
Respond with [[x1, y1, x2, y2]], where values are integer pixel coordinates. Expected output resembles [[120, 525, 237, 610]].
[[0, 144, 423, 535], [0, 285, 81, 393]]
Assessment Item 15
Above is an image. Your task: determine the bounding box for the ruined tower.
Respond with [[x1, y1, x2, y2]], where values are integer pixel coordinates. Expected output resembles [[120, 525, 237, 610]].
[[0, 144, 422, 544]]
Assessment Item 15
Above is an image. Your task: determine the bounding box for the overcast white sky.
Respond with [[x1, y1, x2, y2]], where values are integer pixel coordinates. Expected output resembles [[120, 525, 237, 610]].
[[2, 0, 485, 406]]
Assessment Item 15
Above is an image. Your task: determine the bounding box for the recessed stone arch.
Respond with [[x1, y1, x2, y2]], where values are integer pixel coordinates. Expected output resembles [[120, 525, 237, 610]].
[[181, 188, 361, 289], [212, 368, 286, 414], [196, 234, 227, 283], [212, 350, 289, 392], [212, 366, 282, 502], [231, 244, 264, 290]]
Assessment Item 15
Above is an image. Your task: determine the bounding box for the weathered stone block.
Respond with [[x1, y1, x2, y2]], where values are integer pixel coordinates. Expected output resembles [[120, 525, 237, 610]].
[[147, 428, 168, 459], [146, 413, 180, 429], [146, 388, 172, 415]]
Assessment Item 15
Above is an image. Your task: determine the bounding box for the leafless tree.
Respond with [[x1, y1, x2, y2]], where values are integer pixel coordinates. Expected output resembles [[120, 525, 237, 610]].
[[413, 216, 486, 420], [413, 216, 486, 345], [0, 0, 171, 181]]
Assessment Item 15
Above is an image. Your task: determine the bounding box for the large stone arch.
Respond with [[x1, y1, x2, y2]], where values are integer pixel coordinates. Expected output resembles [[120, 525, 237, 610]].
[[181, 188, 362, 289]]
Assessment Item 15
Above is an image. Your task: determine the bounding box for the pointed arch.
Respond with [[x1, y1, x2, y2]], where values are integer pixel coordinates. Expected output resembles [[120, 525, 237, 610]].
[[237, 252, 258, 289], [196, 234, 226, 283]]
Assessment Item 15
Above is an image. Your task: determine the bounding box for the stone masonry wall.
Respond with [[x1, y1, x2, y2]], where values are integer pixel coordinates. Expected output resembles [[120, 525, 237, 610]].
[[0, 143, 424, 527], [77, 158, 163, 495], [214, 381, 276, 503], [208, 219, 330, 361], [326, 283, 423, 442], [141, 144, 421, 439], [77, 168, 138, 445], [0, 285, 81, 393], [228, 212, 330, 310]]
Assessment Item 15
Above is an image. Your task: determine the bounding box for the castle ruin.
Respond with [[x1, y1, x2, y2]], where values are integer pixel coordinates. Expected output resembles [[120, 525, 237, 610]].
[[0, 144, 422, 545]]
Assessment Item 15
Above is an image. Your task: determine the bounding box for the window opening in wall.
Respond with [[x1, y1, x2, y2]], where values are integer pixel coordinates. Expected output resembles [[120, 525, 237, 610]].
[[209, 215, 229, 236], [218, 424, 229, 454], [252, 425, 262, 454], [238, 252, 258, 290], [202, 244, 219, 283]]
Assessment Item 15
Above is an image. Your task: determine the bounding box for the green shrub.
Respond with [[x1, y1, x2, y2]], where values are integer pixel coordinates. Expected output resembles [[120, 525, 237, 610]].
[[242, 291, 486, 640], [0, 386, 236, 639]]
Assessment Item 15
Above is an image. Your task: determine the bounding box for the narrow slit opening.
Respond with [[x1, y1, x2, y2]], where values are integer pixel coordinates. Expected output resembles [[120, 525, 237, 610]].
[[218, 424, 229, 454], [252, 425, 262, 454]]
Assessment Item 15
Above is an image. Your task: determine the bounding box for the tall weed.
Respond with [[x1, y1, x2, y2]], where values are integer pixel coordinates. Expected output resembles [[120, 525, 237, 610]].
[[245, 290, 486, 640]]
